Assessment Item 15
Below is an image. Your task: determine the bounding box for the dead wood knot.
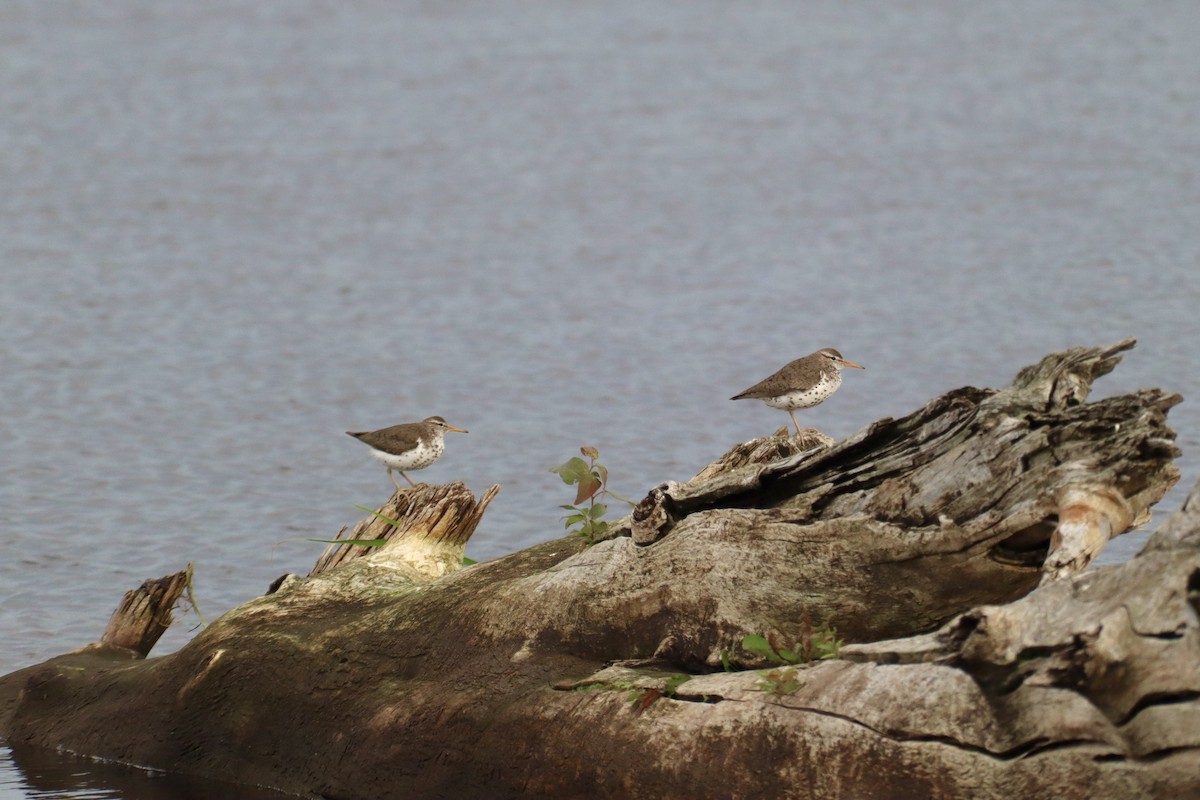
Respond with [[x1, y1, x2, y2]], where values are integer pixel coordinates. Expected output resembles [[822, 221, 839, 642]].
[[631, 484, 679, 545]]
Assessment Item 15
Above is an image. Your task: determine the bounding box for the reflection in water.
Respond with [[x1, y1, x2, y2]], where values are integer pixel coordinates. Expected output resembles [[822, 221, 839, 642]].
[[1, 742, 294, 800]]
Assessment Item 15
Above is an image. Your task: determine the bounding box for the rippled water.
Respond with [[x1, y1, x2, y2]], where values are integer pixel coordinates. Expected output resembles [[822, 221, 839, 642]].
[[0, 741, 294, 799], [3, 1, 1199, 797]]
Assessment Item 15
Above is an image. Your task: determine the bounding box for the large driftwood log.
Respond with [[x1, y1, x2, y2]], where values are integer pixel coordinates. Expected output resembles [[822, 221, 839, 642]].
[[0, 340, 1191, 799]]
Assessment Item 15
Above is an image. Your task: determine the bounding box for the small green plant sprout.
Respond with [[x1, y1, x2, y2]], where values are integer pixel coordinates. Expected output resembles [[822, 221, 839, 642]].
[[550, 446, 635, 545], [658, 672, 692, 699], [741, 614, 843, 667], [741, 632, 841, 666], [742, 633, 798, 665], [627, 673, 692, 716], [755, 667, 802, 697]]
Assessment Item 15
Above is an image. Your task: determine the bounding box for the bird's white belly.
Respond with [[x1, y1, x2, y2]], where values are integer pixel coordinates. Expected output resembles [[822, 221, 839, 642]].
[[369, 438, 443, 471], [763, 373, 841, 410]]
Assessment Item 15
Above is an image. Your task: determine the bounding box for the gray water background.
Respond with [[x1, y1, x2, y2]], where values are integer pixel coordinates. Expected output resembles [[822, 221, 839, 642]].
[[2, 1, 1200, 797]]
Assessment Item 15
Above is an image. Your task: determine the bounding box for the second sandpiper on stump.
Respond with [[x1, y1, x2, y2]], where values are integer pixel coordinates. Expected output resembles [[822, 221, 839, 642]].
[[732, 348, 864, 434]]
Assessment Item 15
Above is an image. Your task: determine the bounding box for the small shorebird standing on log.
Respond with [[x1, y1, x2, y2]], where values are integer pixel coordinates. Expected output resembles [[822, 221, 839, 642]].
[[347, 416, 468, 489], [732, 348, 865, 434]]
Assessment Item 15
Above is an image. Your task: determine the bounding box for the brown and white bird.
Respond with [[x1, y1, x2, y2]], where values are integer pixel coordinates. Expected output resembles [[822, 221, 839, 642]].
[[346, 416, 468, 489], [731, 348, 865, 434]]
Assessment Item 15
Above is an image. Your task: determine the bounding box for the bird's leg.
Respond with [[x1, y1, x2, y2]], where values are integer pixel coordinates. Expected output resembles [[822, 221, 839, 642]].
[[789, 411, 802, 435], [398, 470, 416, 487], [387, 468, 404, 491]]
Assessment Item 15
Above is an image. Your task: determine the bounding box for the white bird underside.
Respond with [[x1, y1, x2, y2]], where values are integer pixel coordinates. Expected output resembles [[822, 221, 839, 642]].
[[366, 438, 443, 471], [760, 372, 841, 410]]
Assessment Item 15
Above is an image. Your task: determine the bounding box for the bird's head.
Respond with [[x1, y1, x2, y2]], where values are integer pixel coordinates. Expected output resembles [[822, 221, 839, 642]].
[[425, 416, 469, 433], [819, 348, 865, 371]]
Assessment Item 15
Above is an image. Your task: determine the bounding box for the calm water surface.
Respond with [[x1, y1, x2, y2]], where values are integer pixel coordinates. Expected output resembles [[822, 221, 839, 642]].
[[0, 742, 294, 800], [3, 1, 1200, 797]]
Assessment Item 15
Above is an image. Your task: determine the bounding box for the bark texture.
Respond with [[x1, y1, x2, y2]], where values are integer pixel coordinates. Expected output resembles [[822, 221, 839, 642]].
[[98, 564, 193, 656], [307, 481, 500, 578], [0, 340, 1191, 799]]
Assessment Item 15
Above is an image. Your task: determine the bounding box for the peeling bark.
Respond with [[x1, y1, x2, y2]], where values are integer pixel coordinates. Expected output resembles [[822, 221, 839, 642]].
[[0, 340, 1192, 799]]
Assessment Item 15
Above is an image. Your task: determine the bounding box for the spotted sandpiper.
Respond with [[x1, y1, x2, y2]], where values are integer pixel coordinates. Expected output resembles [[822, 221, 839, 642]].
[[346, 416, 468, 489], [731, 348, 865, 434]]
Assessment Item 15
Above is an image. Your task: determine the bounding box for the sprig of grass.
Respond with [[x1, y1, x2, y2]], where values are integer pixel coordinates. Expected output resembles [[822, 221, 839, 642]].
[[354, 504, 402, 528], [306, 505, 399, 547], [181, 562, 206, 629]]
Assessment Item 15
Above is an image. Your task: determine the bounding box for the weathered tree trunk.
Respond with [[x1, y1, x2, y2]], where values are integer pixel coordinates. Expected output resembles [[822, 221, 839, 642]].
[[1, 340, 1192, 799], [307, 482, 501, 578]]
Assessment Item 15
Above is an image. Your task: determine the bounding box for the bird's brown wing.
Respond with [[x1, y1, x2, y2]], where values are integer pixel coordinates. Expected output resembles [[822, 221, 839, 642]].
[[347, 423, 422, 453], [731, 358, 805, 400]]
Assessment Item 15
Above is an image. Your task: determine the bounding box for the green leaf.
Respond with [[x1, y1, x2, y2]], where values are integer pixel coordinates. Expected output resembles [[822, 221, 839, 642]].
[[591, 502, 607, 519], [550, 457, 591, 486], [741, 634, 783, 664], [462, 556, 477, 566], [815, 633, 843, 659], [574, 474, 602, 504], [664, 673, 691, 696], [594, 463, 608, 486]]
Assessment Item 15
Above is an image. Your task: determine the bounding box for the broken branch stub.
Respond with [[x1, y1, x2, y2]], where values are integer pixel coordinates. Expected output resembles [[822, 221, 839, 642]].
[[97, 564, 193, 657], [309, 481, 500, 580]]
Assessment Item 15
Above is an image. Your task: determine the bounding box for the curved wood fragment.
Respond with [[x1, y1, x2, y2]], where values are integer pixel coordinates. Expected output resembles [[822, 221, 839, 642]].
[[1041, 484, 1136, 583]]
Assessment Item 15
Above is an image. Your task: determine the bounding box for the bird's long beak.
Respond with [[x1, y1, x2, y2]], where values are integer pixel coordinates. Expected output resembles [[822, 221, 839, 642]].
[[839, 359, 865, 370], [446, 424, 469, 433]]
